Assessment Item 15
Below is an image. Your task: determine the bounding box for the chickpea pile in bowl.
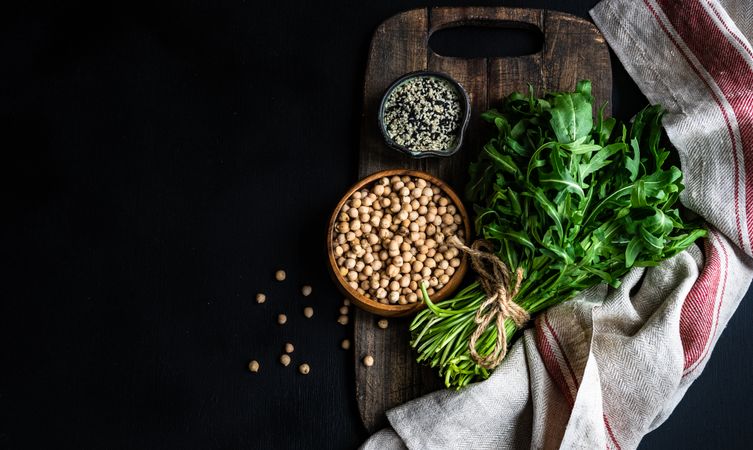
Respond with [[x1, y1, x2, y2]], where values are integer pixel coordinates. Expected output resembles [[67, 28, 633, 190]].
[[332, 174, 465, 305]]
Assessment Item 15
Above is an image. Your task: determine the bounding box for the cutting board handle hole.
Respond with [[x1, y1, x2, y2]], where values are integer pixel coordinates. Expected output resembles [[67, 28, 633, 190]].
[[428, 23, 543, 58]]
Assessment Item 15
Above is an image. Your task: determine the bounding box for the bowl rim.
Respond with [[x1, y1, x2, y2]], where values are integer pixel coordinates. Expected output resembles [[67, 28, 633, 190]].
[[327, 169, 471, 317], [378, 70, 472, 159]]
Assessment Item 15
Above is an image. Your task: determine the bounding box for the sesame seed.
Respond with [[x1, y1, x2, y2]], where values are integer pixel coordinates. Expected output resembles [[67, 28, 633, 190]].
[[383, 76, 462, 152]]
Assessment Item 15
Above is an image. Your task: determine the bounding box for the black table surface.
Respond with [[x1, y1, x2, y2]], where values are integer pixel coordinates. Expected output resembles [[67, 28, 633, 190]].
[[3, 0, 752, 448]]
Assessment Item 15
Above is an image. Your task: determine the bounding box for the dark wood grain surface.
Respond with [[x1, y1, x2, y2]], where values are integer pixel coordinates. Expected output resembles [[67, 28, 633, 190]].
[[355, 6, 612, 432], [3, 1, 751, 449]]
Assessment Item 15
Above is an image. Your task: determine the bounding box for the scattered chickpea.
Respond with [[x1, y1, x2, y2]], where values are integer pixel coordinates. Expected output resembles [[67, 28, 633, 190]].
[[343, 299, 350, 306], [299, 363, 310, 375], [377, 319, 389, 329], [280, 354, 291, 367], [284, 343, 294, 353], [275, 270, 286, 281], [301, 285, 312, 296], [248, 360, 260, 373], [278, 314, 287, 325], [341, 339, 351, 350], [363, 355, 374, 367], [338, 315, 349, 325], [339, 306, 349, 315], [255, 293, 266, 304], [303, 307, 314, 318]]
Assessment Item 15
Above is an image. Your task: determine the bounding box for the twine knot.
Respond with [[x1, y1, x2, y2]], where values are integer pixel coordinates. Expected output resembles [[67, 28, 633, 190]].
[[447, 235, 528, 370]]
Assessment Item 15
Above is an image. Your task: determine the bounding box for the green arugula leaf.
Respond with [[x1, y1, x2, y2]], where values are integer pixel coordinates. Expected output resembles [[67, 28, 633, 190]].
[[411, 80, 706, 390]]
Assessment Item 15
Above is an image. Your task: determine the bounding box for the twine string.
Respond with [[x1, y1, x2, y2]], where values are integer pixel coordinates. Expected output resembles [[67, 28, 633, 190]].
[[447, 235, 528, 370]]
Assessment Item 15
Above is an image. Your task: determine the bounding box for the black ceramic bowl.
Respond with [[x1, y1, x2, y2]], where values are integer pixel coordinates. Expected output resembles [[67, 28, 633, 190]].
[[378, 70, 471, 159]]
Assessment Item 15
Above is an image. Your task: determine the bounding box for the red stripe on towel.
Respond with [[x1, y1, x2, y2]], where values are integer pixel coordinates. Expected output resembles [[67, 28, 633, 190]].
[[655, 0, 753, 248], [685, 231, 729, 375], [541, 313, 621, 449], [603, 414, 623, 450], [544, 313, 580, 389], [535, 317, 575, 406], [679, 235, 722, 371], [643, 0, 746, 251], [706, 1, 753, 62]]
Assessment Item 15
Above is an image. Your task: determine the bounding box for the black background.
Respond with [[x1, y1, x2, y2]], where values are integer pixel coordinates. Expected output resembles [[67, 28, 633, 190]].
[[2, 1, 752, 449]]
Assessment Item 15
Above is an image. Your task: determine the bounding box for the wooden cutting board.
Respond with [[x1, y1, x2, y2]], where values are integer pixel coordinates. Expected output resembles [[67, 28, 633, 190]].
[[355, 6, 611, 432]]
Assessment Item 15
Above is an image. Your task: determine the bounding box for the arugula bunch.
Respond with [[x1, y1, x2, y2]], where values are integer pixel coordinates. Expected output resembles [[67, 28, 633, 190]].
[[410, 81, 706, 389]]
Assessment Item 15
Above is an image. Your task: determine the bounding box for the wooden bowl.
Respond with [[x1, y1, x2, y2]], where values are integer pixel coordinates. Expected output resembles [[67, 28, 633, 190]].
[[327, 169, 471, 317]]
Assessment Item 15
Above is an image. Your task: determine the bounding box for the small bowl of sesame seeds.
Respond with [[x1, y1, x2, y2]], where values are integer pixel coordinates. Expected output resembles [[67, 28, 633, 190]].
[[378, 71, 471, 158]]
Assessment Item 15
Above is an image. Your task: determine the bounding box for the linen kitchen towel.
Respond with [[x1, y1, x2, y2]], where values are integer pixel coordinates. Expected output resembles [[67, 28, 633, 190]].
[[361, 0, 753, 448]]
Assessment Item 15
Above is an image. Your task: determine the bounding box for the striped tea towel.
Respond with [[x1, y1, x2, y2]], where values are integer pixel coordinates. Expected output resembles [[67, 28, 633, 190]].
[[361, 0, 753, 448]]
